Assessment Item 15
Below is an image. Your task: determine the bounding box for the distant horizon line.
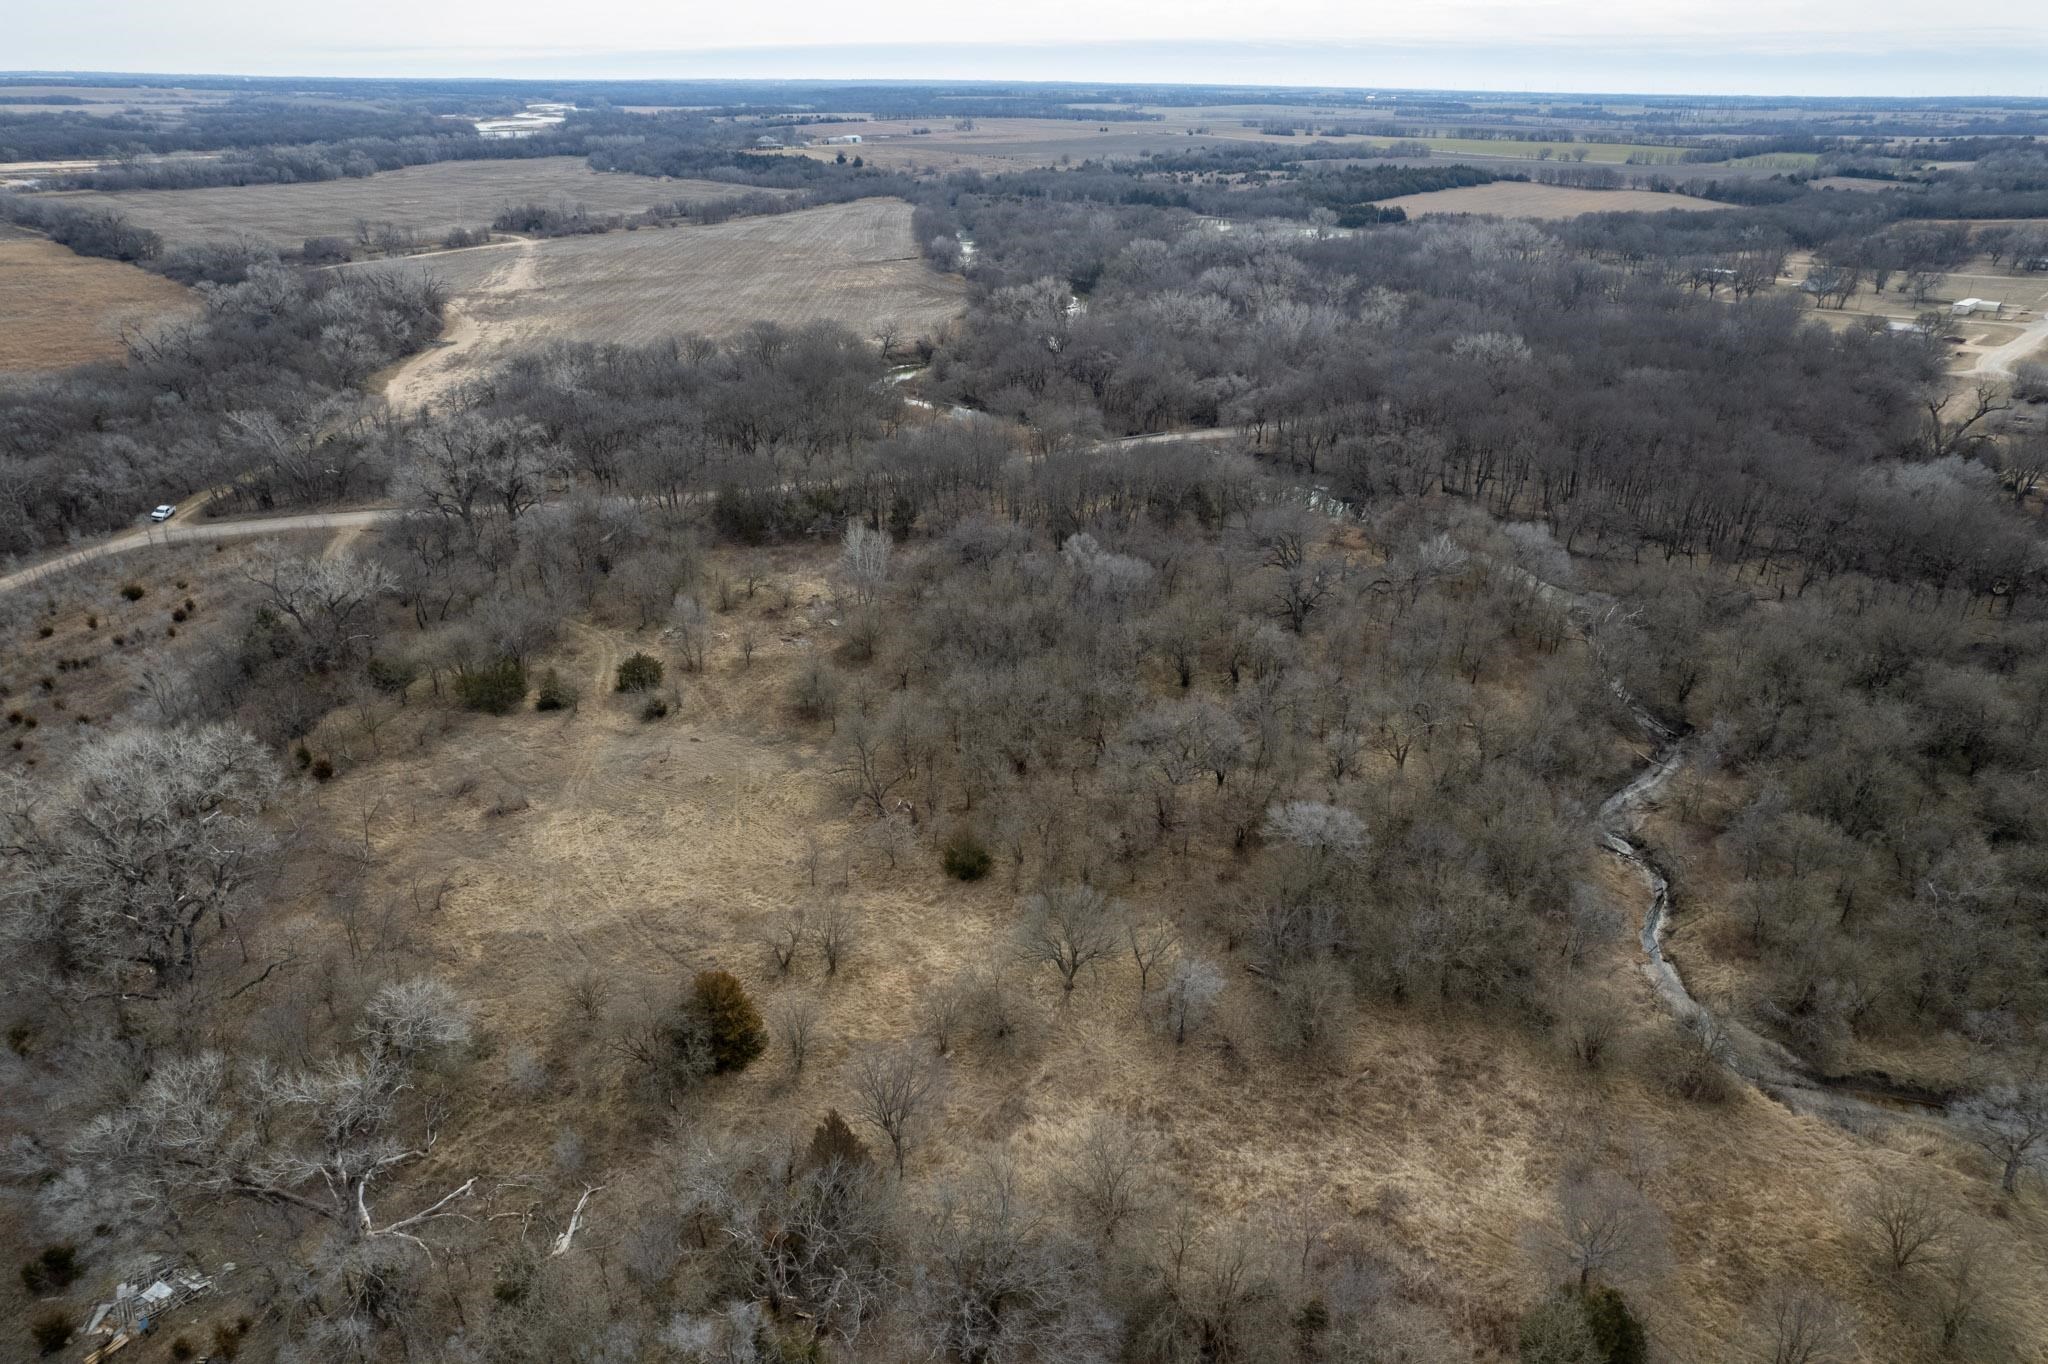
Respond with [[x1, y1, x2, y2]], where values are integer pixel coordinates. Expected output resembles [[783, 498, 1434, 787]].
[[4, 69, 2047, 105], [5, 37, 2048, 102]]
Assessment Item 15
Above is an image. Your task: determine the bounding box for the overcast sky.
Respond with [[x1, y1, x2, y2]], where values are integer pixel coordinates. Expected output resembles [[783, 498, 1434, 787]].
[[11, 0, 2047, 97]]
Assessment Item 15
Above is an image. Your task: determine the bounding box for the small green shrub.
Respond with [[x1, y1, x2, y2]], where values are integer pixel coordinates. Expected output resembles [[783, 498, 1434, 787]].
[[456, 658, 527, 714], [30, 1310, 71, 1355], [294, 743, 313, 769], [534, 668, 578, 712], [366, 655, 420, 696], [805, 1109, 872, 1170], [119, 583, 145, 601], [640, 695, 670, 721], [1519, 1295, 1593, 1364], [1519, 1288, 1646, 1364], [210, 1317, 252, 1361], [20, 1245, 80, 1295], [171, 608, 188, 623], [1580, 1287, 1646, 1364], [941, 830, 993, 881], [691, 970, 767, 1074], [616, 652, 664, 693]]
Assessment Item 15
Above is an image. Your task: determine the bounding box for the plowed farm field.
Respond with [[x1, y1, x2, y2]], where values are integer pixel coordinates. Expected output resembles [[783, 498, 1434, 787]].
[[362, 198, 966, 408], [53, 158, 758, 250]]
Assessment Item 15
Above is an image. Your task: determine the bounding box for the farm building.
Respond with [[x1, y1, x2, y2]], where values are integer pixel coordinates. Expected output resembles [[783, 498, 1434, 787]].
[[1952, 298, 2006, 317], [823, 134, 864, 145]]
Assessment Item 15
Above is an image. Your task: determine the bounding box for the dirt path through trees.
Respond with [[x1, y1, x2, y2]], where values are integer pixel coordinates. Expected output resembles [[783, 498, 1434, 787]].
[[378, 235, 539, 414]]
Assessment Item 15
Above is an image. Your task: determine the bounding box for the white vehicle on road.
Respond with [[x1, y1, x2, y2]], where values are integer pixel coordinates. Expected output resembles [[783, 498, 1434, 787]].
[[149, 504, 177, 522]]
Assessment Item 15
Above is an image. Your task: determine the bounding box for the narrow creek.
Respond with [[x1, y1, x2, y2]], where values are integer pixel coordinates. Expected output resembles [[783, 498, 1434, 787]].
[[1588, 629, 1961, 1128]]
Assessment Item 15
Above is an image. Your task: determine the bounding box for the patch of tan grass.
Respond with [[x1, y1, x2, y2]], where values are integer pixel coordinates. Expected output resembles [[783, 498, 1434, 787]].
[[0, 235, 195, 374]]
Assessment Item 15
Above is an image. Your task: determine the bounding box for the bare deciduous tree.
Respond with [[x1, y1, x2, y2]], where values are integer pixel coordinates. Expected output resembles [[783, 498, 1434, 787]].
[[765, 906, 806, 977], [1127, 918, 1179, 999], [1957, 1082, 2048, 1196], [838, 521, 891, 610], [1154, 955, 1224, 1045], [0, 724, 282, 994], [240, 548, 398, 670], [1859, 1180, 1952, 1276], [1755, 1282, 1854, 1364], [815, 901, 858, 978], [851, 1044, 944, 1176], [770, 995, 821, 1077], [1529, 1169, 1671, 1293], [1016, 884, 1123, 1001], [913, 1155, 1109, 1364], [359, 977, 472, 1062], [1059, 1113, 1161, 1243]]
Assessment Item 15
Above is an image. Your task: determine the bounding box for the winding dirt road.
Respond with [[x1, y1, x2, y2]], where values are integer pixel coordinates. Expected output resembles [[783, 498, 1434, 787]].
[[0, 508, 399, 596]]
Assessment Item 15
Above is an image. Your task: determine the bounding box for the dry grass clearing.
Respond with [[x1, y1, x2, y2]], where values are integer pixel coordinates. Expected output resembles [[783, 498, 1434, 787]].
[[52, 158, 759, 249], [269, 543, 2048, 1364], [366, 198, 966, 411], [1374, 182, 1730, 220], [0, 532, 332, 773], [0, 230, 195, 374]]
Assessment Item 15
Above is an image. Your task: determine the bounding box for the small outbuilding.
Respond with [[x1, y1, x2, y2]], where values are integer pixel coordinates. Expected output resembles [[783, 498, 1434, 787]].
[[1952, 298, 2006, 317]]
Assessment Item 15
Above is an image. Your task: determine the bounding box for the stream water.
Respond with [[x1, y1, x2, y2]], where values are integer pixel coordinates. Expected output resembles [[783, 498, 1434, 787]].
[[1587, 630, 1962, 1127]]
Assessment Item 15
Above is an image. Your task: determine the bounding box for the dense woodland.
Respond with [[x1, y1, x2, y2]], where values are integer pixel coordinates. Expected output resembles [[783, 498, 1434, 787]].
[[5, 88, 2048, 1364]]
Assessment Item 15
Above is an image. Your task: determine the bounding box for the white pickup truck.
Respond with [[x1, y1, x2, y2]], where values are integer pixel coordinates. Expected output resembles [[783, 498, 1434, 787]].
[[149, 504, 177, 522]]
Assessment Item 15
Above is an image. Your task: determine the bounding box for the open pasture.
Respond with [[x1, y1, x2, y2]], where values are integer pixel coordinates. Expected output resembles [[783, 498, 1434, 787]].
[[52, 158, 759, 249], [363, 198, 965, 409], [0, 228, 195, 374]]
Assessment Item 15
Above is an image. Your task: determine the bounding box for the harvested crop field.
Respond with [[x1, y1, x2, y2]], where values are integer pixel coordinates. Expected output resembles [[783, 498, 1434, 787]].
[[0, 230, 195, 374], [1374, 182, 1729, 219], [50, 158, 763, 249], [365, 198, 967, 410]]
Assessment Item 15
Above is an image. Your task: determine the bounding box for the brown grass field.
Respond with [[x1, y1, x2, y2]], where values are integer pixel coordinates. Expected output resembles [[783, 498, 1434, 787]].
[[365, 198, 967, 411], [228, 536, 2048, 1364], [51, 158, 762, 249], [1373, 182, 1730, 220], [0, 229, 195, 374], [772, 108, 1694, 174]]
